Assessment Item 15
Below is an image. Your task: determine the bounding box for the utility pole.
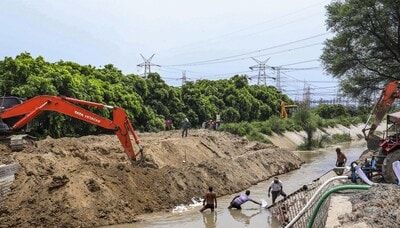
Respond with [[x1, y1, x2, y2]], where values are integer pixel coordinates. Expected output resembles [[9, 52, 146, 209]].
[[137, 54, 160, 78], [181, 70, 187, 86], [303, 82, 311, 107], [249, 57, 270, 86]]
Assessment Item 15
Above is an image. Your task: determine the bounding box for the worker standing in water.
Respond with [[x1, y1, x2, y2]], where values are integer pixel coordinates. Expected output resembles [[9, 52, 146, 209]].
[[181, 118, 190, 137], [199, 187, 217, 212], [336, 147, 347, 167], [228, 190, 261, 209], [268, 177, 287, 204]]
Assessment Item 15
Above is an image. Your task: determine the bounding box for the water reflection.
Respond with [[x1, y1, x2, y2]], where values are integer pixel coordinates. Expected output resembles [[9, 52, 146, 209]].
[[229, 209, 260, 226], [202, 211, 217, 228]]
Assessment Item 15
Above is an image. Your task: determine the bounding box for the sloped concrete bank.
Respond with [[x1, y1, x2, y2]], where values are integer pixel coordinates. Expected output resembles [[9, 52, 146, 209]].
[[265, 124, 384, 150]]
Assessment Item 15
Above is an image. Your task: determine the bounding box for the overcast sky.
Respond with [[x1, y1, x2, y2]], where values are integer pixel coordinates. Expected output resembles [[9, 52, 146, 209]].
[[0, 0, 339, 100]]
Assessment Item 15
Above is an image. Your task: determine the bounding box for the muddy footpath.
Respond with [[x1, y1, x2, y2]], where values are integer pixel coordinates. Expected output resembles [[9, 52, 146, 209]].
[[0, 130, 302, 227]]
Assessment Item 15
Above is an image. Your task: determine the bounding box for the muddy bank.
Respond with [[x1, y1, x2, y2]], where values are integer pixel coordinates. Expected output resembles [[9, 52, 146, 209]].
[[338, 184, 400, 228], [0, 130, 302, 227]]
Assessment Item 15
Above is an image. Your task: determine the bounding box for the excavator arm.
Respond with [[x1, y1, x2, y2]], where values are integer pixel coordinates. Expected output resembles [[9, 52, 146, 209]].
[[0, 95, 141, 160], [362, 81, 400, 149]]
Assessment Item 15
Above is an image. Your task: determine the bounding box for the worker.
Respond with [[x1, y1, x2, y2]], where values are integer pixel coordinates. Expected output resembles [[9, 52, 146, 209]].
[[371, 156, 377, 170], [164, 119, 173, 131], [335, 147, 347, 168], [268, 177, 287, 204], [181, 118, 190, 137], [199, 186, 217, 212], [228, 190, 261, 209]]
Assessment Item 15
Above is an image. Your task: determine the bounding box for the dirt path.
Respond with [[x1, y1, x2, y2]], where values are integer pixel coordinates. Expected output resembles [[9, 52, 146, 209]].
[[0, 130, 302, 227]]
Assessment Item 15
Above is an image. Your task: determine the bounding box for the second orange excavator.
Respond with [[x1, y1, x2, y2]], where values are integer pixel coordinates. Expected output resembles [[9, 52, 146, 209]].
[[362, 81, 400, 183]]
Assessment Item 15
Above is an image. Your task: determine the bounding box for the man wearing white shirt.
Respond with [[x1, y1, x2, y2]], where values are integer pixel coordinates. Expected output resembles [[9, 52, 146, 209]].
[[268, 177, 287, 204]]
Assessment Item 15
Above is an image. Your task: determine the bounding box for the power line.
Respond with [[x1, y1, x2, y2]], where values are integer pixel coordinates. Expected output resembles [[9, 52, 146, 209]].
[[164, 33, 327, 67], [280, 59, 321, 67], [164, 42, 323, 67], [162, 0, 330, 54]]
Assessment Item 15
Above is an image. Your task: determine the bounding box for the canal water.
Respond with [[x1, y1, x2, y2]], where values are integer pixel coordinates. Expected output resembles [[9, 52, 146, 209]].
[[110, 142, 366, 228]]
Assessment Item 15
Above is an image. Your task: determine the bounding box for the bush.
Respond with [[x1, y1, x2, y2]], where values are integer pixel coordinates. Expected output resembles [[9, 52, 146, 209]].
[[293, 105, 318, 150], [314, 104, 350, 119], [246, 130, 270, 143], [269, 116, 286, 134]]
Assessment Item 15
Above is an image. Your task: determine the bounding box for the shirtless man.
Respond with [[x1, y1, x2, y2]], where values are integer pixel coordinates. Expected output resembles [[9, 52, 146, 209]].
[[200, 186, 217, 212], [336, 148, 347, 167]]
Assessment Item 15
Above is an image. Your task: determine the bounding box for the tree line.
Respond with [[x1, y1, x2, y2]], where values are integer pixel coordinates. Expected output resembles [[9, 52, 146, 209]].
[[0, 53, 290, 137]]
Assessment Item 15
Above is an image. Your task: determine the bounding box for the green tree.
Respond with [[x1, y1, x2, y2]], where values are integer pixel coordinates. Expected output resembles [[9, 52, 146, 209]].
[[321, 0, 400, 103], [314, 104, 350, 119], [293, 105, 318, 150]]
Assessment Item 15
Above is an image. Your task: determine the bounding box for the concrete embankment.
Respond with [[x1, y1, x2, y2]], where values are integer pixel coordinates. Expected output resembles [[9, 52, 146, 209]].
[[0, 129, 302, 227], [265, 124, 384, 150]]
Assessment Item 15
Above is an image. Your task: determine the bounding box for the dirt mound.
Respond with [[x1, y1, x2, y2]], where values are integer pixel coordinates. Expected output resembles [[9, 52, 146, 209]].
[[340, 184, 400, 227], [0, 130, 302, 227]]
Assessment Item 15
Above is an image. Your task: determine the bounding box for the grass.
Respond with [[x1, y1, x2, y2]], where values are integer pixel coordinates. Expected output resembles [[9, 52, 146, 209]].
[[219, 116, 363, 146]]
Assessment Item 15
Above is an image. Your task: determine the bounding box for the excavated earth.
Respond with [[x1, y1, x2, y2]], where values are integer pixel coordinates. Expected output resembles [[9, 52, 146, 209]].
[[339, 184, 400, 228], [0, 129, 302, 227]]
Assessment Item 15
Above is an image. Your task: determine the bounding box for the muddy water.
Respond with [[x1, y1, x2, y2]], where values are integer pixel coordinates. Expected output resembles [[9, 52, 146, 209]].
[[110, 142, 366, 228]]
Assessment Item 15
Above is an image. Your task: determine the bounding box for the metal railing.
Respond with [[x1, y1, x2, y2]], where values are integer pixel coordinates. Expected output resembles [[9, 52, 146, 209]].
[[269, 171, 343, 228]]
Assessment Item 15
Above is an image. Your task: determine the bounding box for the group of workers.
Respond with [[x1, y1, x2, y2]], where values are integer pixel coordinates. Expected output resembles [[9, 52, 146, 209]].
[[198, 147, 357, 214], [165, 115, 221, 138], [199, 176, 287, 213], [335, 147, 379, 182], [201, 119, 220, 130]]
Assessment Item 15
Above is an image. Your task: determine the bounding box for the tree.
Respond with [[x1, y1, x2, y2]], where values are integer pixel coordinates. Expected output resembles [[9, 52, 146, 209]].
[[321, 0, 400, 103], [0, 53, 292, 137], [293, 105, 318, 150], [314, 104, 349, 119]]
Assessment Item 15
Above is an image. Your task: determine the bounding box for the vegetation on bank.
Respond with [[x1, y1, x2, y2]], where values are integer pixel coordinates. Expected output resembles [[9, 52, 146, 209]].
[[0, 53, 290, 137], [219, 104, 366, 150]]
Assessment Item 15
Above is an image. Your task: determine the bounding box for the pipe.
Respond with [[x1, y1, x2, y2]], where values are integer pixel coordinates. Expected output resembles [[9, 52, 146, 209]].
[[284, 175, 348, 228], [306, 184, 370, 228], [355, 165, 376, 186]]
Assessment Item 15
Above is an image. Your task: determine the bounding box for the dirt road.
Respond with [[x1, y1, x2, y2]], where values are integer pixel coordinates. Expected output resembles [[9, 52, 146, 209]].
[[0, 130, 302, 227]]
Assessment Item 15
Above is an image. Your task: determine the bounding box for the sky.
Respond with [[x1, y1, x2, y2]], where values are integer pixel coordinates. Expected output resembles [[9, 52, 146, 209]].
[[0, 0, 340, 101]]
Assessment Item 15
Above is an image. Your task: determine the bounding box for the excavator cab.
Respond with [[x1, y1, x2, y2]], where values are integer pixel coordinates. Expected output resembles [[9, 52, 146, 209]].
[[373, 111, 400, 183], [0, 96, 26, 134]]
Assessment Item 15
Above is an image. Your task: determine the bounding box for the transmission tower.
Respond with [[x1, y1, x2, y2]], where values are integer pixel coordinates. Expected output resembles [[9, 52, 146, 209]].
[[303, 82, 311, 107], [249, 57, 270, 86], [181, 70, 187, 86], [137, 54, 160, 78], [271, 66, 282, 91]]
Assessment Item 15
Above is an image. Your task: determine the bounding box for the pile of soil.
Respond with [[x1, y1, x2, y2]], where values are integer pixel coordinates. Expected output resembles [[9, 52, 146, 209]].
[[0, 129, 302, 227], [339, 184, 400, 227]]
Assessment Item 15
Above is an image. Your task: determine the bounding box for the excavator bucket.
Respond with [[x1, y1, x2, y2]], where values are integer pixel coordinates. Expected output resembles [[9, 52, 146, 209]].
[[366, 134, 381, 151]]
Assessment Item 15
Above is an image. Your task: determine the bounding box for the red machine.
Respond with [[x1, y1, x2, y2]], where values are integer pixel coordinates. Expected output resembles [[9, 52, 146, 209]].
[[362, 81, 400, 183], [0, 95, 142, 161]]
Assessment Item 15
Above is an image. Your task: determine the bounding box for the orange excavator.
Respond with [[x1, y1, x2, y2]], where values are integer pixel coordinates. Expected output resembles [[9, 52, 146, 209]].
[[280, 101, 297, 119], [362, 81, 400, 183], [0, 95, 142, 161]]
